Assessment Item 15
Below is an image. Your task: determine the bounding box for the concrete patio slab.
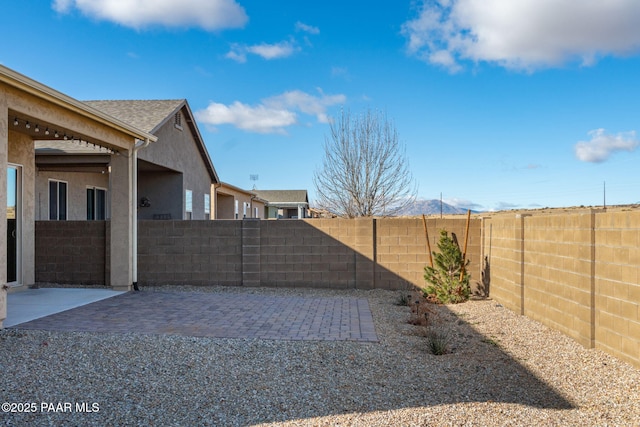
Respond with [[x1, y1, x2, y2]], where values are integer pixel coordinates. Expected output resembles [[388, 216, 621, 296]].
[[9, 290, 378, 342], [4, 288, 126, 327]]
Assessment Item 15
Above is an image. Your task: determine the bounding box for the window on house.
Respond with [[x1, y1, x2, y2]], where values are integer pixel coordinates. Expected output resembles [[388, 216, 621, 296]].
[[185, 189, 193, 220], [49, 180, 68, 220], [87, 187, 107, 220], [204, 194, 210, 220], [174, 112, 183, 130], [254, 207, 259, 218], [234, 199, 239, 219]]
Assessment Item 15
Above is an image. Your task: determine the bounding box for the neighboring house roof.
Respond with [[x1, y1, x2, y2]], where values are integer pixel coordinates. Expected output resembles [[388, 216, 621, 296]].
[[252, 190, 309, 206], [217, 182, 268, 204], [83, 99, 219, 183]]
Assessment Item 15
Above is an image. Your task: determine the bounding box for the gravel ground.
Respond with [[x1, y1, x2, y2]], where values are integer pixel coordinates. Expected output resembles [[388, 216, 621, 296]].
[[1, 285, 639, 426]]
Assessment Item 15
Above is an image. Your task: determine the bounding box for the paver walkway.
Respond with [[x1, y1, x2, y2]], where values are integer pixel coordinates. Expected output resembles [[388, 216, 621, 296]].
[[10, 291, 378, 342]]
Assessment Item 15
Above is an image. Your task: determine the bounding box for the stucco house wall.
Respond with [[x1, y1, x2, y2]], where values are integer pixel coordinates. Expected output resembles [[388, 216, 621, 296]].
[[35, 170, 109, 220], [1, 64, 157, 327], [136, 107, 213, 220], [137, 171, 183, 220], [8, 131, 35, 287], [83, 100, 218, 221], [215, 182, 266, 219]]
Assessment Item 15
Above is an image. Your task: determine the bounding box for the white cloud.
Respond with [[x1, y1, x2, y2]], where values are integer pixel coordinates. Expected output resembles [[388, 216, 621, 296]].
[[264, 90, 346, 123], [195, 90, 346, 134], [195, 102, 297, 134], [575, 129, 639, 163], [494, 201, 522, 210], [402, 0, 640, 71], [247, 41, 298, 60], [224, 45, 247, 63], [295, 21, 320, 34], [444, 197, 484, 211], [226, 40, 298, 62], [52, 0, 247, 31]]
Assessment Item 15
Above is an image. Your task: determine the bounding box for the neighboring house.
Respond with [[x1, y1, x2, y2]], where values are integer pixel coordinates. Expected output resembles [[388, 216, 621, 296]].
[[1, 64, 157, 327], [35, 99, 219, 221], [252, 190, 310, 219], [215, 182, 266, 219], [308, 207, 337, 218]]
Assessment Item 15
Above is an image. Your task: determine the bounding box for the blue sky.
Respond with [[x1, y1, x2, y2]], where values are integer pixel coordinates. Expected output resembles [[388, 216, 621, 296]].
[[3, 1, 640, 211]]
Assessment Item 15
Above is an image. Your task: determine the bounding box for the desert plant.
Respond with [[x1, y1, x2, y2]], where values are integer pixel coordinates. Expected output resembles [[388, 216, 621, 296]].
[[395, 293, 412, 306], [424, 327, 450, 355], [405, 293, 437, 327], [423, 229, 471, 304]]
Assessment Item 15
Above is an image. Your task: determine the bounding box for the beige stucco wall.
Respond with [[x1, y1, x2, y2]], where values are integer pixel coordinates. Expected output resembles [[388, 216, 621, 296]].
[[216, 183, 264, 219], [1, 71, 147, 307], [8, 131, 35, 288], [138, 109, 213, 220], [1, 98, 7, 325], [35, 170, 109, 220]]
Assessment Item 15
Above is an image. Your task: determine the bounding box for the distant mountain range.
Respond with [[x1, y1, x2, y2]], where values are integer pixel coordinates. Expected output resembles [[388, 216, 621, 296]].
[[397, 199, 478, 216]]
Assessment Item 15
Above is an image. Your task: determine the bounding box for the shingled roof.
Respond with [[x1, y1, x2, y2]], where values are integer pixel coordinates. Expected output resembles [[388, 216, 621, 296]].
[[252, 190, 309, 205], [83, 99, 219, 183], [83, 100, 184, 134]]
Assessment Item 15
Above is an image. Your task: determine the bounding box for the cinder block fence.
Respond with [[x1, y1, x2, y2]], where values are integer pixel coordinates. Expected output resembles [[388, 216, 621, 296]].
[[483, 208, 640, 368], [135, 217, 481, 290], [34, 211, 639, 369]]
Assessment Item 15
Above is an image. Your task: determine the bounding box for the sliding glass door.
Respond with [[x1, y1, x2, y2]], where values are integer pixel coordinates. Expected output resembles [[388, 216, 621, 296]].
[[7, 166, 20, 285]]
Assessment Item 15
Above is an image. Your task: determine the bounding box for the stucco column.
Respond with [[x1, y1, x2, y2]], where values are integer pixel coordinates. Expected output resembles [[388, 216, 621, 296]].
[[109, 149, 133, 291], [0, 102, 8, 327]]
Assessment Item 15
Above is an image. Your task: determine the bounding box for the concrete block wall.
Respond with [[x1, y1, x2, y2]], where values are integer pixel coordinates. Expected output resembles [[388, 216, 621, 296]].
[[35, 221, 106, 285], [481, 215, 524, 313], [35, 217, 480, 291], [376, 218, 482, 291], [485, 209, 640, 368], [33, 212, 639, 367], [523, 212, 595, 347], [594, 211, 640, 367], [260, 219, 360, 288], [137, 220, 242, 286]]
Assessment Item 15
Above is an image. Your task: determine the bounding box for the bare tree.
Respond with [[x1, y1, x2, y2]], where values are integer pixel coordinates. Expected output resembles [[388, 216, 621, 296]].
[[313, 108, 417, 218]]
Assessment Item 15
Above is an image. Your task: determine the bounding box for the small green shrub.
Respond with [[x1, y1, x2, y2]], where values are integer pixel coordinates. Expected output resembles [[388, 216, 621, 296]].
[[423, 229, 471, 304], [424, 327, 450, 355], [395, 293, 412, 306]]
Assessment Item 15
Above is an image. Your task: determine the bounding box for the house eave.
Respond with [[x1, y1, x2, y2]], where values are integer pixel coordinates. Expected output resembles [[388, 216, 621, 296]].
[[0, 65, 157, 145]]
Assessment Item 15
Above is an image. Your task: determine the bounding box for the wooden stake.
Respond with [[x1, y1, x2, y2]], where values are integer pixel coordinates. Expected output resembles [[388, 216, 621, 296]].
[[460, 209, 471, 281], [422, 214, 433, 268]]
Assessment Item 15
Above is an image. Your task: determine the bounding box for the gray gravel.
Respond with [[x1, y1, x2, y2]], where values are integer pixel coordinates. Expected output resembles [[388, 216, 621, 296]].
[[1, 285, 639, 426]]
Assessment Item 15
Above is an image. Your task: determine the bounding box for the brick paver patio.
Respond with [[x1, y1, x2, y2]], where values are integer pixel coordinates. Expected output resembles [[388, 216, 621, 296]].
[[10, 291, 378, 342]]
